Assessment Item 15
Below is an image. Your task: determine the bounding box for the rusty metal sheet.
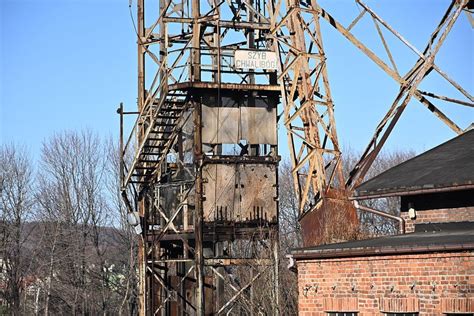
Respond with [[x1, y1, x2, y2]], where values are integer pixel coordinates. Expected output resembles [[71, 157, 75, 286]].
[[201, 106, 277, 145], [160, 186, 184, 226], [202, 105, 240, 144], [182, 109, 194, 153], [168, 82, 281, 92], [202, 164, 277, 223], [202, 164, 237, 221], [161, 186, 180, 215], [241, 107, 277, 145], [300, 188, 358, 247], [238, 164, 277, 222]]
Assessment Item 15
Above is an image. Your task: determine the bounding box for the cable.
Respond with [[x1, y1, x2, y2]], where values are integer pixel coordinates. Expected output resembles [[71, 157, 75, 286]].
[[129, 3, 140, 39]]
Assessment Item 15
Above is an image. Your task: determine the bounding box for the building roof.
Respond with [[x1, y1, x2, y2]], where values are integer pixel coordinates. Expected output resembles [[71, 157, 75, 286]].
[[291, 222, 474, 260], [353, 129, 474, 199]]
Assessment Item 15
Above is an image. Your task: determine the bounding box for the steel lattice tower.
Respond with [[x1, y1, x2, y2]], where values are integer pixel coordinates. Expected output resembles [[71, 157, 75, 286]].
[[119, 0, 473, 314]]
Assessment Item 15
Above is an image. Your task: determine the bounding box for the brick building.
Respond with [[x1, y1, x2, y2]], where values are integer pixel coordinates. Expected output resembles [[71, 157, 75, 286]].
[[291, 129, 474, 315]]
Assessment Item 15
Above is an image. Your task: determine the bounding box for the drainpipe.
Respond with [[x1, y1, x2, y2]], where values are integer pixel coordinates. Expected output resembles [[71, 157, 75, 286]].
[[353, 200, 405, 234]]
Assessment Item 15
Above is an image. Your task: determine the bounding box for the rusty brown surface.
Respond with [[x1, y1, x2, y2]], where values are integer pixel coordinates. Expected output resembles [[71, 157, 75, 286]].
[[202, 164, 278, 224], [169, 82, 281, 92], [119, 0, 472, 314], [300, 189, 358, 247]]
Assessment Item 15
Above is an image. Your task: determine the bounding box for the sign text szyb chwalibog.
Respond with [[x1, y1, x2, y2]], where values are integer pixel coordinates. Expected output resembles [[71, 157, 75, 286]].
[[234, 50, 277, 70]]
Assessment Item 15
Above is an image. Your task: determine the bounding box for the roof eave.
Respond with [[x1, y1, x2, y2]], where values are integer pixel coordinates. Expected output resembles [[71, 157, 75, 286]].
[[352, 183, 474, 200], [291, 242, 474, 260]]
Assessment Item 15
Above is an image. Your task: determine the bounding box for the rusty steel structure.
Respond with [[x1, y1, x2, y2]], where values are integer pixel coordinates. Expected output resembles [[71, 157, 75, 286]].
[[293, 0, 473, 245], [120, 0, 473, 314], [120, 0, 281, 313]]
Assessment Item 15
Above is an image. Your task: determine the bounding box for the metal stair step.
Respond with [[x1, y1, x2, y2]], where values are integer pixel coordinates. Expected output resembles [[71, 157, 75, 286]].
[[140, 150, 162, 155], [144, 145, 166, 149], [147, 137, 169, 141], [154, 123, 177, 127], [149, 130, 172, 134], [159, 108, 184, 112], [157, 115, 180, 119], [139, 159, 160, 163]]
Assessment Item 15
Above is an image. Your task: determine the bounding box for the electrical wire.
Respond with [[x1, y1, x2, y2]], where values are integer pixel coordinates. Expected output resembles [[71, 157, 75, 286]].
[[129, 0, 138, 36]]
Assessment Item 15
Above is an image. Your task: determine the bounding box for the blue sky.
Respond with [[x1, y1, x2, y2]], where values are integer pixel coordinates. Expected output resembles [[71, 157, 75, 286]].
[[1, 0, 473, 162]]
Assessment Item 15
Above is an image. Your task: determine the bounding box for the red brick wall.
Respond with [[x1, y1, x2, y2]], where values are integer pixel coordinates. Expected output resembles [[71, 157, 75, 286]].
[[401, 207, 474, 233], [296, 252, 474, 315]]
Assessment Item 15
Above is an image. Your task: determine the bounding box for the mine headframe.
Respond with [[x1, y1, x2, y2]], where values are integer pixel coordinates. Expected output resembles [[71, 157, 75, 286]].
[[119, 0, 282, 313]]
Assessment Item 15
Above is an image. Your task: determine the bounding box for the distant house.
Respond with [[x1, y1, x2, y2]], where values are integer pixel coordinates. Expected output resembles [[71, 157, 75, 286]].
[[291, 129, 474, 315]]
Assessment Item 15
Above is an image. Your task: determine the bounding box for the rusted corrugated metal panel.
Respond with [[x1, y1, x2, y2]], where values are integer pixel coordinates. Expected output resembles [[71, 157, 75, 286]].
[[300, 188, 358, 247], [202, 106, 276, 145], [241, 107, 277, 145], [202, 105, 240, 144], [202, 164, 277, 223]]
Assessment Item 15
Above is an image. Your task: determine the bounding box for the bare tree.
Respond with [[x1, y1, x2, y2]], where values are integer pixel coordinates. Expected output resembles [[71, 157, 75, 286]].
[[34, 130, 119, 315], [276, 161, 302, 314], [342, 146, 416, 236], [104, 138, 139, 316], [0, 128, 414, 316], [0, 131, 144, 315], [275, 147, 415, 313], [279, 161, 302, 249], [0, 144, 35, 315]]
